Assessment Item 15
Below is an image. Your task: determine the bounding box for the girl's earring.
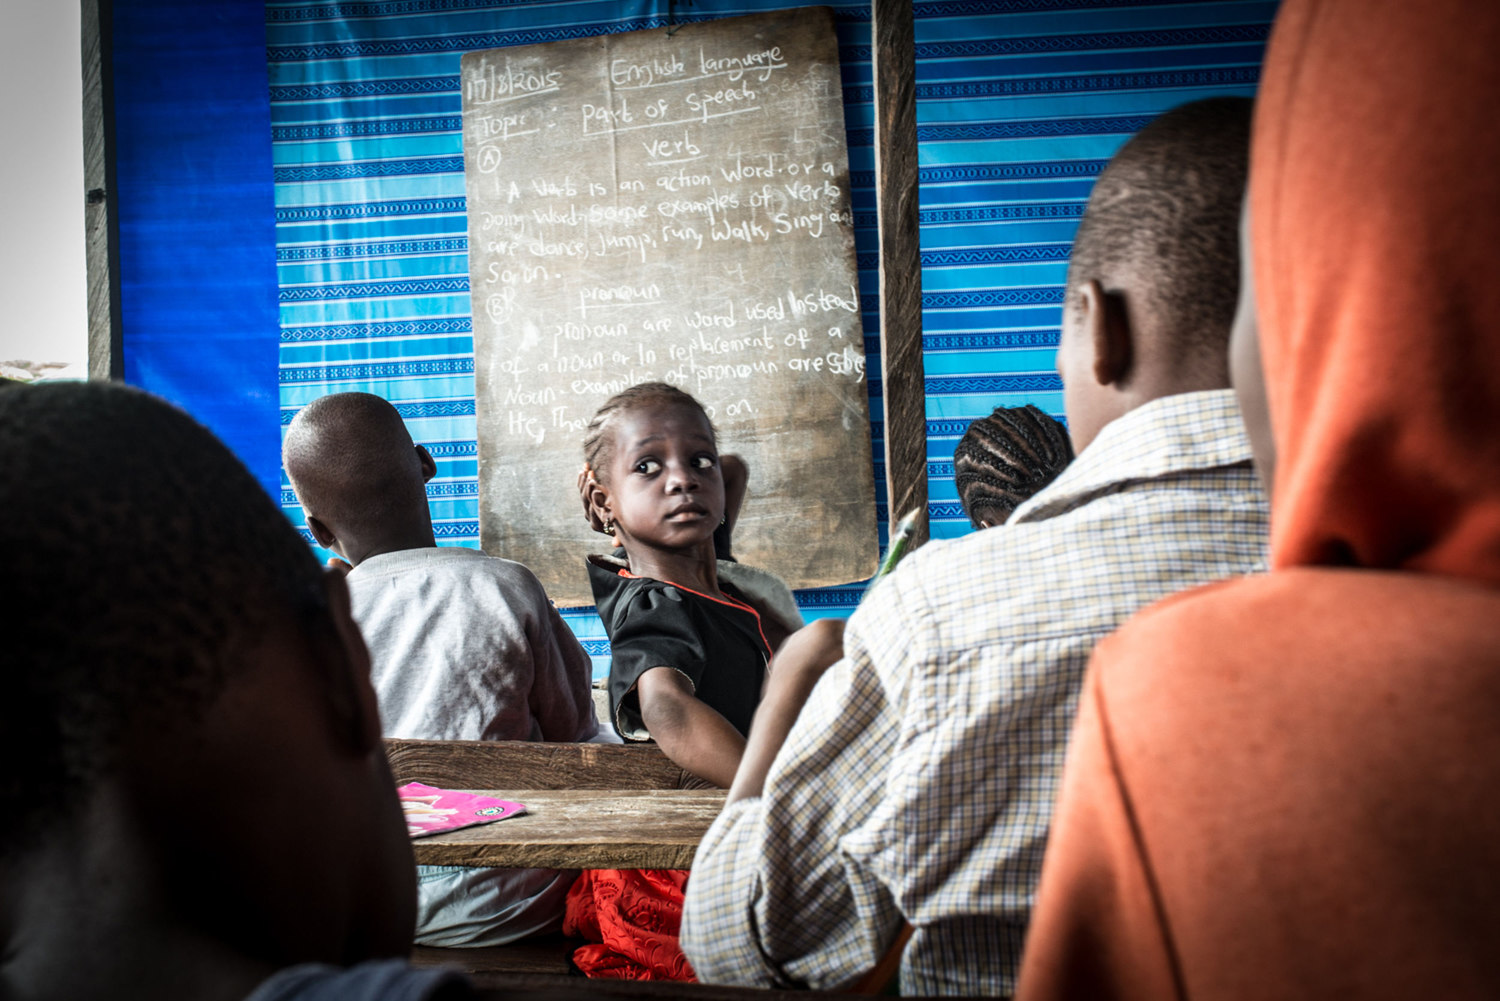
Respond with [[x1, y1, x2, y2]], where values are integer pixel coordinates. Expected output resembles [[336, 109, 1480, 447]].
[[603, 519, 615, 536]]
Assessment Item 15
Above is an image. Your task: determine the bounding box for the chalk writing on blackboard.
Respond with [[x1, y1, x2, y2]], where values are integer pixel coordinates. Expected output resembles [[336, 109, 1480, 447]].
[[462, 6, 876, 605]]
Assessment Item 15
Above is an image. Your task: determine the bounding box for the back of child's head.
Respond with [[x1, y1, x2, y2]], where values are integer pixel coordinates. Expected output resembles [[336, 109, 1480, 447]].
[[1, 382, 327, 856], [283, 391, 427, 537], [954, 405, 1074, 527], [1067, 96, 1253, 381], [581, 381, 716, 482]]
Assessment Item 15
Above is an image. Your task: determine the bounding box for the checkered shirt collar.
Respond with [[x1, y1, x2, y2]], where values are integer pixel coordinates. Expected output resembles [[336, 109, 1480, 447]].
[[1010, 389, 1252, 524]]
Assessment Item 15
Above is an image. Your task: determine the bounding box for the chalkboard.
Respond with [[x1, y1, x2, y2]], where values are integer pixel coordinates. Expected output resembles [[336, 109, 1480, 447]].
[[461, 6, 877, 606]]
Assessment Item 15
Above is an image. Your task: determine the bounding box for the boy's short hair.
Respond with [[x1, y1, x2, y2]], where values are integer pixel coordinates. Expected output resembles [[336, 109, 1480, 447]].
[[0, 382, 326, 854], [1067, 96, 1254, 373], [283, 391, 426, 536]]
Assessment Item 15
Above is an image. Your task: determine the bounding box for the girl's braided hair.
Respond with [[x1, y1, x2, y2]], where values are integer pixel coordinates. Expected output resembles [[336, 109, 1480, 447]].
[[582, 381, 717, 482], [953, 404, 1074, 528]]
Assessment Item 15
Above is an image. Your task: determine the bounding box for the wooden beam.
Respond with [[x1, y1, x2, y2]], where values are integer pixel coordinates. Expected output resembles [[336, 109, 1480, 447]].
[[81, 0, 122, 381], [411, 939, 576, 978], [468, 972, 888, 1000], [385, 738, 712, 790], [871, 0, 928, 548]]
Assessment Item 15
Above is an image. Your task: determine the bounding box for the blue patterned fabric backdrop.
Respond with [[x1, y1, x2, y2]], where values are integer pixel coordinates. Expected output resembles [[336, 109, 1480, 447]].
[[119, 0, 1276, 679]]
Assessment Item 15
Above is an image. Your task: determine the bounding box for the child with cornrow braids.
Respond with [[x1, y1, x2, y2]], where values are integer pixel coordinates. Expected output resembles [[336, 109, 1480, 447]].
[[954, 404, 1074, 529]]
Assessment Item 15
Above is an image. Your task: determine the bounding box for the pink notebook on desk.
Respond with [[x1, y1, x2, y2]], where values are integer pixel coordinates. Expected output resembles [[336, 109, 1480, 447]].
[[398, 782, 527, 838]]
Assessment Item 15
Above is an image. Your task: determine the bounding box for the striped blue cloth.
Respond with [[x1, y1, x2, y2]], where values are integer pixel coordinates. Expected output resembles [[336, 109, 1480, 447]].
[[262, 0, 1272, 677]]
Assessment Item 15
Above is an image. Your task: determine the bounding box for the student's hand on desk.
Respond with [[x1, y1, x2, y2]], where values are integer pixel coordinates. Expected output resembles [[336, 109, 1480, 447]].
[[729, 618, 846, 805]]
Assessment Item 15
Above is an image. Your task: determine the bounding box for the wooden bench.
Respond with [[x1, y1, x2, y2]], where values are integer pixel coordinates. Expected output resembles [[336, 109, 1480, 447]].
[[392, 739, 710, 983], [412, 939, 579, 978], [468, 971, 921, 1000], [387, 737, 714, 791]]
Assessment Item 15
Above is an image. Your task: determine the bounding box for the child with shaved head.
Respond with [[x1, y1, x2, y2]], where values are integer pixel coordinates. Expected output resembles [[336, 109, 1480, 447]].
[[284, 392, 607, 949], [283, 391, 440, 569]]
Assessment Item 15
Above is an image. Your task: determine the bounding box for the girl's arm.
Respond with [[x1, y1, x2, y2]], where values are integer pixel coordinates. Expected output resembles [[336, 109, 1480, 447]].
[[636, 667, 746, 788]]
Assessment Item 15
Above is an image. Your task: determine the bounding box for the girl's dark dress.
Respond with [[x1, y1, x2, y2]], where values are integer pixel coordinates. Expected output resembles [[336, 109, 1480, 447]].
[[587, 555, 771, 741], [564, 555, 773, 981]]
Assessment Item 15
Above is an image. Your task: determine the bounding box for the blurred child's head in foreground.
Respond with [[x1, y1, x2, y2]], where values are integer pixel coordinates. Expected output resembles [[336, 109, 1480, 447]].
[[1, 381, 416, 977]]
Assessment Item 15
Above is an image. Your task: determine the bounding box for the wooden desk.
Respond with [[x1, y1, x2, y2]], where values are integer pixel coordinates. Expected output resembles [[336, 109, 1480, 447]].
[[410, 788, 727, 869]]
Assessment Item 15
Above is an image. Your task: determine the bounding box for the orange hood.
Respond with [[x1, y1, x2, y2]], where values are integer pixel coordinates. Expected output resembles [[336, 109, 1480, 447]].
[[1251, 0, 1500, 586]]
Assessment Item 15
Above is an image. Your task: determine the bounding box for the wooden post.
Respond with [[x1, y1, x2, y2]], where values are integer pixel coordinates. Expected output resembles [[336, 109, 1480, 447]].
[[871, 0, 928, 547], [81, 0, 123, 381]]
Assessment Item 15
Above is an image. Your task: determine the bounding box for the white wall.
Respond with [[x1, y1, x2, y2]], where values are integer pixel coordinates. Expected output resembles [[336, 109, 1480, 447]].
[[0, 0, 86, 375]]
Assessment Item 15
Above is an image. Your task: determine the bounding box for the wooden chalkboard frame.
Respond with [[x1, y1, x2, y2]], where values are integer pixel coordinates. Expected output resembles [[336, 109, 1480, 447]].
[[82, 0, 123, 382], [872, 0, 928, 548], [462, 7, 885, 603]]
